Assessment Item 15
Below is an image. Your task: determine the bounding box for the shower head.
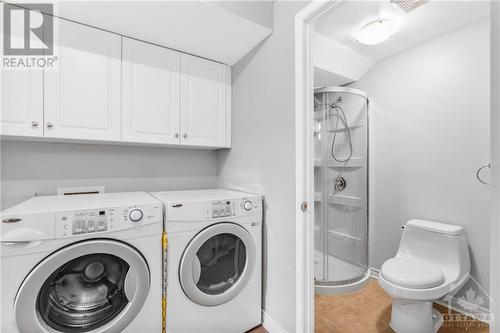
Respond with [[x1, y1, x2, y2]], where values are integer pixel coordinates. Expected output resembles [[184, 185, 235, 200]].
[[330, 96, 342, 108], [391, 0, 427, 13]]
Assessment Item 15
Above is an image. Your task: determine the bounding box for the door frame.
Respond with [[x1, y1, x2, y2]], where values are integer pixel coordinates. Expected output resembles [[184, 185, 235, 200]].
[[490, 2, 500, 331], [294, 1, 344, 332], [296, 2, 500, 332]]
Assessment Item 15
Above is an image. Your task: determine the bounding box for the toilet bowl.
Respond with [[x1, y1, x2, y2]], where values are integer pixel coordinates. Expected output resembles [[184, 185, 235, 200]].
[[378, 219, 470, 333]]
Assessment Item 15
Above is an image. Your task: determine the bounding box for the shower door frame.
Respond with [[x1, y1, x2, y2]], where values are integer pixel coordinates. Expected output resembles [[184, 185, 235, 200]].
[[294, 1, 356, 332], [314, 87, 370, 290]]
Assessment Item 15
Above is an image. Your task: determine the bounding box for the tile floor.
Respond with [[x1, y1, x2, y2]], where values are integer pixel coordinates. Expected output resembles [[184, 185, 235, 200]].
[[315, 279, 489, 333], [247, 325, 267, 333], [248, 279, 488, 333]]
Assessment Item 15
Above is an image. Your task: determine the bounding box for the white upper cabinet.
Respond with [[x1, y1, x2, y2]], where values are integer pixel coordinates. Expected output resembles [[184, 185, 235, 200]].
[[180, 54, 230, 148], [2, 14, 231, 149], [1, 27, 43, 137], [122, 38, 181, 144], [44, 18, 121, 141], [1, 69, 43, 137]]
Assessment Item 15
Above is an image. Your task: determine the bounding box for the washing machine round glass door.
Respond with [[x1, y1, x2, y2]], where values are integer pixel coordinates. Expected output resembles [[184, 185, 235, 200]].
[[14, 239, 150, 333], [179, 222, 256, 306]]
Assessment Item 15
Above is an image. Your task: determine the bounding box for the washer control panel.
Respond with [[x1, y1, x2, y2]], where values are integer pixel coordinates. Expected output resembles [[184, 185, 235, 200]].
[[55, 204, 162, 238], [71, 210, 108, 235]]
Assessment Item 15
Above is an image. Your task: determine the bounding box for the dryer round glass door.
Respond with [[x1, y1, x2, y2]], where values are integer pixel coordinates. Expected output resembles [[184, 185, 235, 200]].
[[179, 223, 256, 306], [14, 240, 150, 333]]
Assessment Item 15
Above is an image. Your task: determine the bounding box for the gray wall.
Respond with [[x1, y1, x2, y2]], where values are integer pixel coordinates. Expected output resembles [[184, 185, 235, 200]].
[[217, 2, 307, 332], [354, 19, 490, 292], [1, 141, 218, 209]]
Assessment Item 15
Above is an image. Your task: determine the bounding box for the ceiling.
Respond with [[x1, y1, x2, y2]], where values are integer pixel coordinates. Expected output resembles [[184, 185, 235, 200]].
[[7, 1, 273, 65], [314, 0, 490, 62]]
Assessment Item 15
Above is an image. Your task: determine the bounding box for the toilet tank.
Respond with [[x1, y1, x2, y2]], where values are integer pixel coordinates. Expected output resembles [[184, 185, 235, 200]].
[[397, 219, 471, 282]]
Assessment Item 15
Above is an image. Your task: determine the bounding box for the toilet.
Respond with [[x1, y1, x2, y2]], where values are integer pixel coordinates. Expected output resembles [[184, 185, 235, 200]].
[[378, 219, 471, 333]]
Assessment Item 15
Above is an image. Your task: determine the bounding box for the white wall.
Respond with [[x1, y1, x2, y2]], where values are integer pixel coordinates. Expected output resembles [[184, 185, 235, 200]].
[[0, 141, 218, 209], [217, 2, 308, 332], [354, 19, 490, 292], [210, 1, 274, 30], [490, 1, 499, 329], [314, 32, 376, 86]]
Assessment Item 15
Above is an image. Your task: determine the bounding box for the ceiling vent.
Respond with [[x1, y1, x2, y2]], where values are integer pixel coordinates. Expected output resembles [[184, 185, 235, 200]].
[[391, 0, 427, 13]]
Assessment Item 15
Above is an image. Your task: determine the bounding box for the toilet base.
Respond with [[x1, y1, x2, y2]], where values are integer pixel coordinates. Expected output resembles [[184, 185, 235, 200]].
[[390, 299, 443, 333]]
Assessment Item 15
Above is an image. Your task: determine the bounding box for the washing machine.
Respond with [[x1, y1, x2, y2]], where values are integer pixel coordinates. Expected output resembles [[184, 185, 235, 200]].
[[151, 189, 262, 333], [0, 192, 163, 333]]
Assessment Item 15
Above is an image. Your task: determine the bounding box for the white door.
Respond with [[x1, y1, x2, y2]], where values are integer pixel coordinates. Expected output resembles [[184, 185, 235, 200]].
[[0, 16, 43, 137], [14, 240, 150, 333], [180, 54, 230, 148], [179, 223, 255, 306], [122, 38, 181, 144], [44, 18, 121, 141]]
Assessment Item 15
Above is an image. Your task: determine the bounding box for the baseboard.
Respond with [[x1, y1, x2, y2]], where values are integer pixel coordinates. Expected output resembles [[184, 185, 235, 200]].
[[262, 310, 288, 333], [370, 267, 380, 279]]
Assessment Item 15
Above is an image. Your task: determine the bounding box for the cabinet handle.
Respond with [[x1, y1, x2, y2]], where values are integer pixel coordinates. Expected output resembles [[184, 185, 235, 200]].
[[47, 123, 53, 128], [183, 133, 188, 138], [174, 133, 179, 138], [31, 121, 39, 127]]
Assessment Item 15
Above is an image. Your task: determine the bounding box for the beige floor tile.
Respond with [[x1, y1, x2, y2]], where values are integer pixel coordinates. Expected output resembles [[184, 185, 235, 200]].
[[315, 279, 488, 333]]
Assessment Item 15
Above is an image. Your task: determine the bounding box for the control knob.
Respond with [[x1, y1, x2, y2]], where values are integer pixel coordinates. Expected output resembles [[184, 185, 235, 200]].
[[129, 209, 144, 222], [243, 200, 253, 211]]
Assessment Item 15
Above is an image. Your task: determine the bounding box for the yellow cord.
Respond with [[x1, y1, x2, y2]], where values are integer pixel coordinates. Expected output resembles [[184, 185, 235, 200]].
[[162, 297, 166, 333], [162, 231, 168, 333]]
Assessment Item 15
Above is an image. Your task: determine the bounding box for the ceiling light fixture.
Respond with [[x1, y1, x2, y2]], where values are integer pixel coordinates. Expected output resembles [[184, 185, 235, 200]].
[[356, 20, 399, 45]]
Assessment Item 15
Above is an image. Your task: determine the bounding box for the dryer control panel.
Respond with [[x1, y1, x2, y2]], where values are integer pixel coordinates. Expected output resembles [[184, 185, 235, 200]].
[[210, 198, 261, 219], [55, 204, 162, 238], [166, 196, 262, 222], [210, 198, 259, 219], [211, 201, 235, 218]]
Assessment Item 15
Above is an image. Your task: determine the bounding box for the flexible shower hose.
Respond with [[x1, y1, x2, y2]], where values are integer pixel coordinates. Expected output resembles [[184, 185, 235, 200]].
[[330, 104, 353, 163]]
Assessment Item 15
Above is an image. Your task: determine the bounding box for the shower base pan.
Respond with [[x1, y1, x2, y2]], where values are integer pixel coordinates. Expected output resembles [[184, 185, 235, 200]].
[[314, 250, 371, 295]]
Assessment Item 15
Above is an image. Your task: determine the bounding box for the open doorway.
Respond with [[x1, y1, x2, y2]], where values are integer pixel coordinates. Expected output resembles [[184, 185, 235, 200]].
[[295, 1, 493, 332]]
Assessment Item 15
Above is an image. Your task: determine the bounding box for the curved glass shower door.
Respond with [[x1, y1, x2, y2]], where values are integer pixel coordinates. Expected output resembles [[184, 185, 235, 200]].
[[313, 87, 370, 295]]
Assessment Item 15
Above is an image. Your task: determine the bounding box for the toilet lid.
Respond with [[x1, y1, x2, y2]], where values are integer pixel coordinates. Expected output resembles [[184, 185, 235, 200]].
[[381, 257, 445, 289]]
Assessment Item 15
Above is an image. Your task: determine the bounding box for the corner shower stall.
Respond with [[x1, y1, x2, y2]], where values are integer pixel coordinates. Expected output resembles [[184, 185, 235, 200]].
[[313, 86, 370, 295]]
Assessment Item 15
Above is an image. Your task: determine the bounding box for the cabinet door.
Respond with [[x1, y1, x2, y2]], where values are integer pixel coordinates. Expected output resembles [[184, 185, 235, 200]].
[[122, 38, 181, 144], [1, 69, 43, 137], [44, 18, 121, 141], [180, 54, 230, 148], [1, 24, 43, 137]]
